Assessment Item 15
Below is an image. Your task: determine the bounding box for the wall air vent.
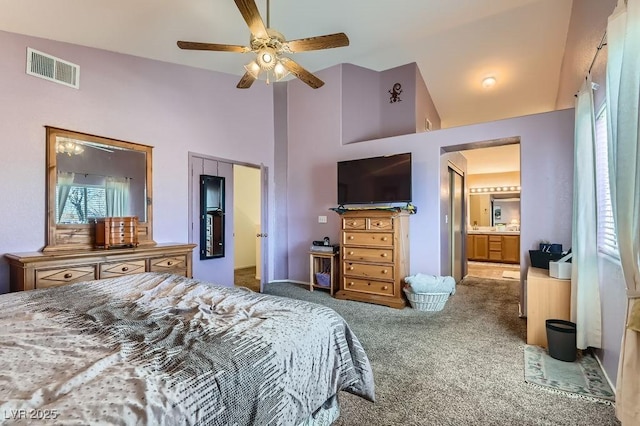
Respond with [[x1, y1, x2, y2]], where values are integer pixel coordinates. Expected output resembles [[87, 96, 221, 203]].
[[26, 47, 80, 89]]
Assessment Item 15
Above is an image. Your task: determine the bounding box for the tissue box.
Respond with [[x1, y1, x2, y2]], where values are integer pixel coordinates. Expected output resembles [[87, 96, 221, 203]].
[[549, 253, 572, 279]]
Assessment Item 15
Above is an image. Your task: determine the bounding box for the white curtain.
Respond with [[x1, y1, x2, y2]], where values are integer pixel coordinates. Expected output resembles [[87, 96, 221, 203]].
[[56, 172, 75, 222], [105, 176, 130, 217], [571, 77, 602, 349], [607, 0, 640, 424]]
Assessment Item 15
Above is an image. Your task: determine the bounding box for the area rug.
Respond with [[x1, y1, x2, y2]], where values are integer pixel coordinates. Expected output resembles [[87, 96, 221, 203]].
[[523, 345, 615, 405]]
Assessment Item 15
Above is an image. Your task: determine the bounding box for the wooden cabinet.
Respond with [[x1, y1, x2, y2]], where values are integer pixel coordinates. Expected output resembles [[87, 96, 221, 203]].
[[467, 233, 519, 264], [149, 254, 189, 276], [100, 259, 146, 279], [526, 267, 571, 347], [95, 216, 139, 249], [35, 265, 96, 289], [488, 235, 502, 261], [501, 235, 520, 263], [335, 210, 409, 309], [5, 243, 196, 292], [468, 234, 489, 260]]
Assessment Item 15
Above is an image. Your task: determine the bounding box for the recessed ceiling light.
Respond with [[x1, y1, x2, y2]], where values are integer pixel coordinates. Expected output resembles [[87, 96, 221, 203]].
[[482, 76, 497, 89]]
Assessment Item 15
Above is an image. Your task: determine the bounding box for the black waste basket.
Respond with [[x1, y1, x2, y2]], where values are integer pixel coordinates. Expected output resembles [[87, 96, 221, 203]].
[[546, 319, 577, 362]]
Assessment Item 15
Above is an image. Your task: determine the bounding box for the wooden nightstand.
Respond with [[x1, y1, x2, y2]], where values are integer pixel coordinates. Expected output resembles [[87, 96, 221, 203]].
[[309, 251, 338, 296]]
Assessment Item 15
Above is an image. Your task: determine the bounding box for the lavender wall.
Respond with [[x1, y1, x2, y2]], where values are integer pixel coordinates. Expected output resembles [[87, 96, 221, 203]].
[[342, 64, 381, 144], [341, 62, 440, 144], [273, 82, 289, 280], [380, 63, 417, 139], [0, 30, 276, 293], [288, 63, 576, 283], [286, 66, 344, 266], [415, 66, 442, 131]]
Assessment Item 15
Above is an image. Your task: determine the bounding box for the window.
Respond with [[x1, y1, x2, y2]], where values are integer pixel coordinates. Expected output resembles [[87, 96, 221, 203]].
[[56, 185, 106, 224], [594, 107, 619, 259]]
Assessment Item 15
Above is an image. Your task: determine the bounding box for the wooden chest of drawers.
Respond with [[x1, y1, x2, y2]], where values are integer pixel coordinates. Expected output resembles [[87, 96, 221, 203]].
[[6, 243, 196, 292], [335, 210, 410, 309], [95, 217, 139, 249]]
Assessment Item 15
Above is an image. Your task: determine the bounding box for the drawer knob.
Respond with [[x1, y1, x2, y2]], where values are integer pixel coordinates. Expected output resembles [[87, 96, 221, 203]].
[[381, 253, 388, 257], [383, 286, 389, 290], [121, 267, 129, 272], [349, 251, 354, 255], [348, 236, 354, 240], [348, 282, 354, 286], [167, 261, 173, 266], [382, 269, 388, 274], [376, 221, 382, 226], [348, 266, 354, 271], [381, 237, 388, 241], [64, 273, 72, 279], [350, 221, 356, 225]]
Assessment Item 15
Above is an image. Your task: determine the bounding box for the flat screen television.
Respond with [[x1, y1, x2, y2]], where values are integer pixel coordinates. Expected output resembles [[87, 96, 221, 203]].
[[337, 152, 412, 205]]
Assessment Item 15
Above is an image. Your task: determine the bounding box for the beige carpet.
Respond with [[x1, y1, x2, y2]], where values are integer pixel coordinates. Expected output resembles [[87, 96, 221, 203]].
[[234, 266, 260, 292], [264, 277, 619, 425]]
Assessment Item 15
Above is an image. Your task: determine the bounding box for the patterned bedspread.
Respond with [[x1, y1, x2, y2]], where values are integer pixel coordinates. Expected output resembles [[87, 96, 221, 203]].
[[0, 273, 374, 425]]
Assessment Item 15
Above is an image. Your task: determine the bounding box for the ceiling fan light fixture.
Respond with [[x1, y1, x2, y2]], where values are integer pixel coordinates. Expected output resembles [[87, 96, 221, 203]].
[[257, 47, 276, 70], [56, 138, 84, 156], [176, 0, 348, 89], [244, 60, 261, 79], [273, 61, 289, 81]]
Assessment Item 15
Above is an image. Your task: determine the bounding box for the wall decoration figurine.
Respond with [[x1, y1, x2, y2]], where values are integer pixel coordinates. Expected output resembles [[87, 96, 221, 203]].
[[389, 83, 402, 103]]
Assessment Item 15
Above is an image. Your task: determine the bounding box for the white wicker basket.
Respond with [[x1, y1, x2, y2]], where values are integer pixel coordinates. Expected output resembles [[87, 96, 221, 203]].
[[403, 288, 450, 311]]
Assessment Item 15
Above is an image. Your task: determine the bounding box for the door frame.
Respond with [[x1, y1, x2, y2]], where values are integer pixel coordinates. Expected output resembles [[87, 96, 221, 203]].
[[448, 162, 465, 282], [188, 152, 269, 288]]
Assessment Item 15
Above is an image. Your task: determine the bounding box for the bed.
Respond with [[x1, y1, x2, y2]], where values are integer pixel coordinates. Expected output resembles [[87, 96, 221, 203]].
[[0, 272, 375, 425]]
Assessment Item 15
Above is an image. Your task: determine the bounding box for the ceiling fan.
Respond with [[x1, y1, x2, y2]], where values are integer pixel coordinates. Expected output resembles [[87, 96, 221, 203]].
[[177, 0, 349, 89]]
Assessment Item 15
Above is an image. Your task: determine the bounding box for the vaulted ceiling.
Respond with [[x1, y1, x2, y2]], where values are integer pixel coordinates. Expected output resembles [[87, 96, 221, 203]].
[[0, 0, 614, 130]]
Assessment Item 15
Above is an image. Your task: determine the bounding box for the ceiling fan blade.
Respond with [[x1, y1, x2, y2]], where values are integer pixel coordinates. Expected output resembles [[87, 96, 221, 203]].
[[280, 58, 324, 89], [234, 0, 268, 39], [286, 33, 350, 52], [177, 41, 248, 53], [237, 72, 256, 89]]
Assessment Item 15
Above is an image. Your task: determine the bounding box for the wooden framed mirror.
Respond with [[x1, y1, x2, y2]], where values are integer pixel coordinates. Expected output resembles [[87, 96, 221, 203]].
[[44, 126, 155, 252]]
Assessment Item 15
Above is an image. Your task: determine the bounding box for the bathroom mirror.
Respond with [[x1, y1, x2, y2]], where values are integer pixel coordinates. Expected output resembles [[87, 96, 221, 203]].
[[45, 126, 155, 252], [469, 194, 492, 227], [469, 192, 520, 227], [200, 175, 225, 259]]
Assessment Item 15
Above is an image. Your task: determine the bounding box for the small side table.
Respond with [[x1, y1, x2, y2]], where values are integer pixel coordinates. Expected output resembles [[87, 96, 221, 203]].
[[309, 251, 339, 296], [526, 266, 571, 347]]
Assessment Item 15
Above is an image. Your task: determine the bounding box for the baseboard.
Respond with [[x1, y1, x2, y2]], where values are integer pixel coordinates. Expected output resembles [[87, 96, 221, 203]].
[[269, 279, 309, 285], [593, 351, 617, 397]]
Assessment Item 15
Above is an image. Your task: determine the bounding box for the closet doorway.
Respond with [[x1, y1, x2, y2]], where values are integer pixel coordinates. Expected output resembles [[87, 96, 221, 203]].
[[188, 153, 268, 291]]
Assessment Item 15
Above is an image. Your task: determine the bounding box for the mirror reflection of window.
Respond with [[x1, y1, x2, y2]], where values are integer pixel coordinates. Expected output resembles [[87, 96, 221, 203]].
[[56, 172, 132, 224], [55, 136, 146, 224]]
